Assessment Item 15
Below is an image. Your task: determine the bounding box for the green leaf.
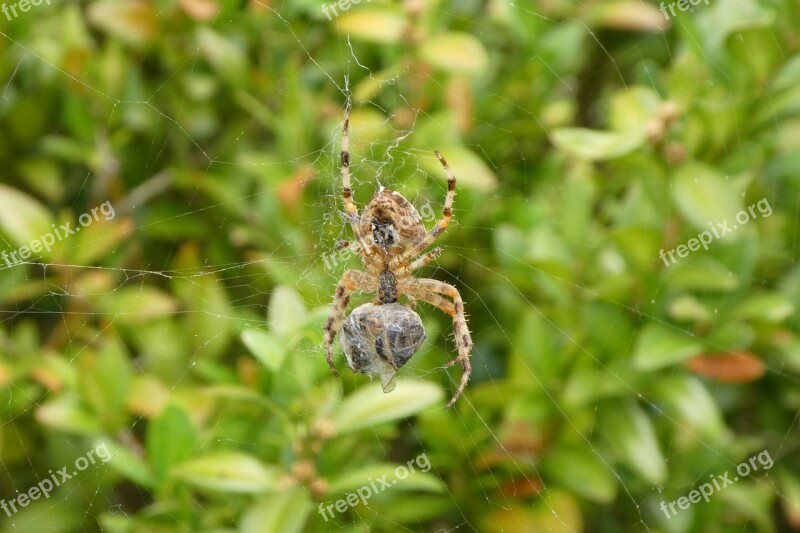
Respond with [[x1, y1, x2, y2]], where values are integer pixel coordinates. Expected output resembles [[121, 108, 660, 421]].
[[196, 28, 248, 86], [543, 447, 617, 503], [508, 310, 560, 386], [336, 9, 407, 44], [0, 184, 54, 252], [353, 64, 406, 102], [562, 357, 634, 406], [672, 163, 743, 240], [327, 463, 446, 494], [421, 146, 498, 192], [632, 323, 705, 370], [601, 403, 666, 484], [79, 339, 131, 429], [609, 86, 663, 132], [98, 513, 135, 533], [200, 385, 294, 435], [551, 128, 645, 161], [98, 439, 157, 489], [776, 469, 800, 527], [587, 0, 668, 32], [268, 286, 307, 339], [664, 256, 739, 292], [696, 0, 774, 52], [667, 295, 713, 323], [239, 489, 311, 533], [718, 482, 775, 531], [99, 287, 179, 325], [68, 218, 133, 265], [172, 452, 278, 494], [241, 329, 287, 371], [419, 33, 490, 75], [146, 405, 198, 485], [707, 322, 755, 352], [528, 490, 584, 531], [380, 495, 456, 524], [125, 375, 170, 418], [731, 292, 794, 323], [654, 375, 727, 443], [332, 380, 443, 434], [35, 394, 103, 435], [86, 0, 156, 46]]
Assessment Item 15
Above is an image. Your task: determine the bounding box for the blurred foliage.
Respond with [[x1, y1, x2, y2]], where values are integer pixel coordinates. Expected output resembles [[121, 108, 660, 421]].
[[1, 0, 800, 531]]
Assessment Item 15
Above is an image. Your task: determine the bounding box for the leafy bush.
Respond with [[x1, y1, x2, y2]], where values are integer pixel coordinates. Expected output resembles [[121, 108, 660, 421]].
[[1, 0, 799, 531]]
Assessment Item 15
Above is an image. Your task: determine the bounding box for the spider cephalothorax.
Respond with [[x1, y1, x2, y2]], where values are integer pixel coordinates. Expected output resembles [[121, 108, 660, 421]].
[[323, 104, 473, 408], [360, 190, 426, 257]]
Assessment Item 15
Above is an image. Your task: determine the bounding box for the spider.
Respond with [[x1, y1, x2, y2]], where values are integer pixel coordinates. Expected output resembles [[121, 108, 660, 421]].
[[323, 104, 473, 409]]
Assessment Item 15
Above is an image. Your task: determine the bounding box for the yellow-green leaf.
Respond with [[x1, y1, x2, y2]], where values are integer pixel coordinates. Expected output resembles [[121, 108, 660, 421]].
[[336, 10, 407, 44], [601, 403, 667, 484], [328, 463, 446, 494], [419, 33, 489, 75], [0, 185, 54, 252], [239, 490, 311, 533], [332, 380, 443, 433], [673, 163, 744, 240], [87, 0, 156, 46], [632, 323, 705, 370], [172, 452, 278, 494], [242, 329, 287, 371], [422, 146, 498, 192], [551, 128, 645, 161]]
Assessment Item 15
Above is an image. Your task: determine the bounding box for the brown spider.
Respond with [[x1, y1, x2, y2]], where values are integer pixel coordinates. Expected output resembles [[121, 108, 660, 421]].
[[323, 104, 474, 409]]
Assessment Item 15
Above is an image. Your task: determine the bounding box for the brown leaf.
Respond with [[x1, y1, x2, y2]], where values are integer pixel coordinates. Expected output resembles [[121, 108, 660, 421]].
[[0, 363, 9, 387], [499, 477, 544, 499], [686, 352, 766, 383], [179, 0, 220, 21], [31, 360, 65, 392], [237, 357, 259, 388], [278, 165, 315, 212]]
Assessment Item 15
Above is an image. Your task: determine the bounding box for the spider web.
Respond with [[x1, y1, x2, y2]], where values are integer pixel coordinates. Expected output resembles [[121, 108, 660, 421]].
[[0, 0, 798, 531]]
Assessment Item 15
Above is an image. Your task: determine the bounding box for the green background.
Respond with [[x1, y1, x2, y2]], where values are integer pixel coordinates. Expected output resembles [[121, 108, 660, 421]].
[[1, 0, 799, 531]]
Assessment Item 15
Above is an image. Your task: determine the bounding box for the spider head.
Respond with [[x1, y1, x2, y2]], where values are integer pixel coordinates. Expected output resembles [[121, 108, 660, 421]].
[[360, 190, 426, 255]]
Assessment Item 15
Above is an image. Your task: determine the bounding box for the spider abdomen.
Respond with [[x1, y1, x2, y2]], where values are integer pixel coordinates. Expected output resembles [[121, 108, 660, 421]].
[[340, 303, 426, 392]]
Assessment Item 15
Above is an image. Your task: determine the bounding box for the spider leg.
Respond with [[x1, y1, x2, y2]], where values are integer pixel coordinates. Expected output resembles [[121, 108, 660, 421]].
[[341, 104, 372, 256], [324, 270, 376, 375], [401, 287, 455, 316], [389, 151, 455, 269], [397, 278, 472, 408], [431, 150, 456, 236], [395, 247, 442, 276], [333, 240, 383, 276]]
